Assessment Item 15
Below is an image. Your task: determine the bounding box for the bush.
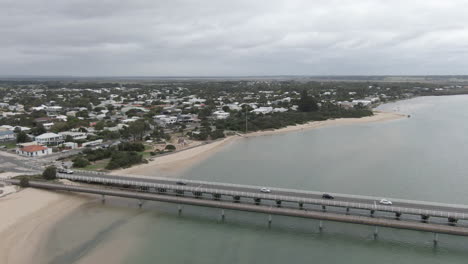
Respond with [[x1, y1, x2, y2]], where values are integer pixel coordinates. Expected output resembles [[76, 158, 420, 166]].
[[118, 142, 145, 152], [73, 157, 91, 168], [150, 152, 157, 156], [210, 129, 225, 140], [42, 166, 57, 180], [19, 177, 30, 187], [165, 144, 176, 151], [105, 151, 143, 170]]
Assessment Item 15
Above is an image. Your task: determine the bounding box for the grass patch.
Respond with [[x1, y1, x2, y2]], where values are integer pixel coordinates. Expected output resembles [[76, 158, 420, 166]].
[[80, 158, 110, 171], [0, 142, 17, 149]]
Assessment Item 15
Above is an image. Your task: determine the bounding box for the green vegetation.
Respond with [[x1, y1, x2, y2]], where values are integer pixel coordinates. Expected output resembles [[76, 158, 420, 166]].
[[19, 177, 30, 187], [42, 166, 57, 180], [72, 156, 91, 168], [16, 131, 30, 143], [165, 144, 176, 151], [106, 151, 144, 170]]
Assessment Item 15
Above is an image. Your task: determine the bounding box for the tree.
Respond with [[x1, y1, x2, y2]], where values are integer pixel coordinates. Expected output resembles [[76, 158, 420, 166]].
[[94, 121, 105, 131], [65, 135, 74, 142], [31, 123, 46, 136], [42, 166, 57, 180], [222, 106, 230, 112], [73, 157, 90, 168], [165, 144, 176, 151], [127, 120, 150, 141], [19, 177, 30, 188], [16, 131, 30, 143], [298, 90, 318, 112]]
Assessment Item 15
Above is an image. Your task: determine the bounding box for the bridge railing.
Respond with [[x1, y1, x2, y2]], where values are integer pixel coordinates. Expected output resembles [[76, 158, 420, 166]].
[[66, 171, 468, 211], [57, 173, 468, 221]]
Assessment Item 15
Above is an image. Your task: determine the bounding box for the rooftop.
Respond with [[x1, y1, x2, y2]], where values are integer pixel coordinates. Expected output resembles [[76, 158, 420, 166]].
[[20, 145, 48, 153]]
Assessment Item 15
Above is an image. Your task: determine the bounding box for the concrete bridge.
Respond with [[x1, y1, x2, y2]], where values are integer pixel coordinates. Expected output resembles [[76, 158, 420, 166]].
[[60, 171, 468, 224], [5, 173, 468, 244]]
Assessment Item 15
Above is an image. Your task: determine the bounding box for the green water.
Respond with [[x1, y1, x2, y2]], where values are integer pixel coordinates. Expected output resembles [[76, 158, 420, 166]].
[[45, 96, 468, 263]]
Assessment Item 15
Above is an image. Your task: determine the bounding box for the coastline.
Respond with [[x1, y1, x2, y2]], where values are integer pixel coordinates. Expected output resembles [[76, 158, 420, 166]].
[[0, 110, 405, 264], [113, 111, 406, 177]]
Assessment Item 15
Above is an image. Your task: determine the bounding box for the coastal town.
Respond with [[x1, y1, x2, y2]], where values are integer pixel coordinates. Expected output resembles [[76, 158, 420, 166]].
[[0, 79, 451, 173]]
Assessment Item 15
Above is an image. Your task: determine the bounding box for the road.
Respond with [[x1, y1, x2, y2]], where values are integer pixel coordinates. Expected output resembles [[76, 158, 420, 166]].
[[62, 171, 468, 220]]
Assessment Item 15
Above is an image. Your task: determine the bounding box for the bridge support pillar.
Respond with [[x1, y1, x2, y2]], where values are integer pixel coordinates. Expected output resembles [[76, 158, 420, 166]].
[[346, 208, 350, 215], [101, 194, 105, 203], [421, 214, 429, 222], [373, 227, 378, 239], [319, 221, 323, 232], [322, 205, 326, 212], [448, 217, 458, 224], [370, 210, 375, 217], [254, 198, 261, 205], [299, 202, 303, 210], [433, 233, 438, 246], [138, 199, 143, 208], [178, 205, 182, 215], [221, 209, 225, 221], [268, 215, 272, 227], [395, 212, 401, 219], [276, 200, 282, 207]]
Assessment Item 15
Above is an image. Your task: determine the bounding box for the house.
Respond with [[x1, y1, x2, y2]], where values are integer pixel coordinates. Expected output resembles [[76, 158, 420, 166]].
[[16, 145, 52, 157], [59, 131, 87, 141], [251, 107, 273, 115], [43, 122, 54, 130], [0, 128, 15, 142], [35, 132, 63, 145], [213, 111, 230, 120]]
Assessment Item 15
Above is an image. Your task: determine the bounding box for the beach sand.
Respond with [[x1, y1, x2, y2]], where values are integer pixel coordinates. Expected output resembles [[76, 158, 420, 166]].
[[0, 186, 91, 264], [114, 111, 406, 177]]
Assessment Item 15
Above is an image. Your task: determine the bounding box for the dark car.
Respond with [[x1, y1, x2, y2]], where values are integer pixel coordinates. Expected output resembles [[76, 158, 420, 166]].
[[176, 181, 187, 185], [322, 193, 334, 199]]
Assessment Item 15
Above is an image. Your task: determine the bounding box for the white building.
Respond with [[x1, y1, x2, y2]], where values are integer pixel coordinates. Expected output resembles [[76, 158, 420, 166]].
[[43, 122, 54, 130], [59, 131, 87, 140], [16, 145, 52, 157], [213, 111, 230, 120], [251, 107, 273, 114], [0, 129, 15, 142], [35, 133, 63, 145]]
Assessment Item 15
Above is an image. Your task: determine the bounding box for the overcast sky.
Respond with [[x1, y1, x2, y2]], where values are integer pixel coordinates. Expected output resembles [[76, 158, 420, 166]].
[[1, 0, 468, 76]]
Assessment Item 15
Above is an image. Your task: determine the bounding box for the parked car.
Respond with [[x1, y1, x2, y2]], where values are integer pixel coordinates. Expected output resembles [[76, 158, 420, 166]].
[[260, 187, 271, 193], [176, 181, 187, 185], [379, 199, 393, 205], [322, 193, 334, 199]]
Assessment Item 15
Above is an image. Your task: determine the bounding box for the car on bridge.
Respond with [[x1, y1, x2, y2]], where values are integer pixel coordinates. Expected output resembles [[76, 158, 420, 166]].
[[260, 187, 271, 193], [58, 168, 74, 174], [379, 199, 393, 205], [322, 193, 334, 199], [176, 181, 187, 185]]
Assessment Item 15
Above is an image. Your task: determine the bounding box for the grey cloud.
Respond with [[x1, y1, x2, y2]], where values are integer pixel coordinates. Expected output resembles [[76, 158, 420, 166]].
[[1, 0, 468, 76]]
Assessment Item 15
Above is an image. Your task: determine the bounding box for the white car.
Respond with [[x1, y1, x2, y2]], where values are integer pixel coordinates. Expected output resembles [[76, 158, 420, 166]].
[[260, 187, 271, 193], [379, 199, 393, 205]]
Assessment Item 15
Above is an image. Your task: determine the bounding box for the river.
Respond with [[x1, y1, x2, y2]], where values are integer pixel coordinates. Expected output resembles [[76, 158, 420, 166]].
[[44, 95, 468, 263]]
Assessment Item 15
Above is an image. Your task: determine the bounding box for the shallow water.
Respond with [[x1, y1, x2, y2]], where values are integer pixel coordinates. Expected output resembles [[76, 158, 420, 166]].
[[45, 95, 468, 263]]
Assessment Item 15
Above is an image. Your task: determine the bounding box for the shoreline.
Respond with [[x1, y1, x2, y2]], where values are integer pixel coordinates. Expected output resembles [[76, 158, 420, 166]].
[[0, 110, 406, 264], [113, 111, 406, 177], [0, 186, 91, 264]]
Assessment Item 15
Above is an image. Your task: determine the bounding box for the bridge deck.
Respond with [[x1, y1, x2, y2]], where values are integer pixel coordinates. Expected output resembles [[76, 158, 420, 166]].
[[6, 179, 468, 237]]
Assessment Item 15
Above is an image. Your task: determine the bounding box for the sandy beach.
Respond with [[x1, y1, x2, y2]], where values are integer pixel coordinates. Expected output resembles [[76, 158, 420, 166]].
[[0, 176, 91, 264], [114, 111, 406, 177]]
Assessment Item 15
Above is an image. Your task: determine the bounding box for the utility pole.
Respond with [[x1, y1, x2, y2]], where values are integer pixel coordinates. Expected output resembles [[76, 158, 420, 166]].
[[245, 106, 248, 133]]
